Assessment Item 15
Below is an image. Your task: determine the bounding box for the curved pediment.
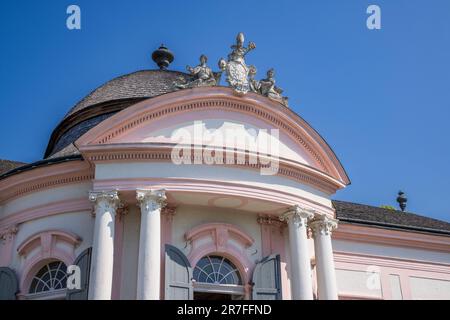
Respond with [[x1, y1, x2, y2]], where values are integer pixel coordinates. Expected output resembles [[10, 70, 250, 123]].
[[75, 87, 350, 190]]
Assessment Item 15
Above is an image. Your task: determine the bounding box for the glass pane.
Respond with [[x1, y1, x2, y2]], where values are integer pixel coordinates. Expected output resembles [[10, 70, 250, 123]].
[[29, 261, 68, 294], [194, 255, 242, 285]]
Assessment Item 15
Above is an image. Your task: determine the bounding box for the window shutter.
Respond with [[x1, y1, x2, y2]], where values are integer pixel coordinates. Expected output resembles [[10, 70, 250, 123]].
[[252, 254, 282, 300], [66, 247, 92, 300], [164, 244, 193, 300], [0, 267, 18, 300]]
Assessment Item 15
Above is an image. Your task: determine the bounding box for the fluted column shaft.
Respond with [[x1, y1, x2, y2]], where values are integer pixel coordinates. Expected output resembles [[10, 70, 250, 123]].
[[88, 191, 120, 300], [136, 189, 166, 300], [281, 205, 314, 300]]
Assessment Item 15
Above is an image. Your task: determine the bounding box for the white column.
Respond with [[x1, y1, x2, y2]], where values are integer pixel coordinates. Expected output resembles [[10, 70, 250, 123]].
[[88, 191, 120, 300], [280, 205, 314, 300], [310, 214, 338, 300], [136, 189, 166, 300]]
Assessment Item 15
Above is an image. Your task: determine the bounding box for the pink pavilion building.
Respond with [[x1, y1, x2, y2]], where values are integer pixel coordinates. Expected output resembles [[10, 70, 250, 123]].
[[0, 34, 449, 300]]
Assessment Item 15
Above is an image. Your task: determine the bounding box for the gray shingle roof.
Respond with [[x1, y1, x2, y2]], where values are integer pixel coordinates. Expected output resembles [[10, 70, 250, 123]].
[[0, 159, 27, 175], [64, 70, 191, 119], [333, 200, 450, 235]]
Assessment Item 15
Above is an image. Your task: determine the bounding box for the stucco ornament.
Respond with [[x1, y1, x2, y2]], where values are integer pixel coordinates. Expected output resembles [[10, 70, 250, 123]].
[[309, 214, 338, 236], [218, 33, 289, 106], [219, 32, 256, 94], [136, 189, 167, 212], [0, 225, 18, 242], [175, 54, 221, 89], [280, 205, 314, 227], [89, 191, 121, 216]]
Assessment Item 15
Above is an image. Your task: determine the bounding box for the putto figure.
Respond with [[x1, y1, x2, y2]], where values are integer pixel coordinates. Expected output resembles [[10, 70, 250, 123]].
[[175, 54, 221, 89], [219, 32, 256, 94]]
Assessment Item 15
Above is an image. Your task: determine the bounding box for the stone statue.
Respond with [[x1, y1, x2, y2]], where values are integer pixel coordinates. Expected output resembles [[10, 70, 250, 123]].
[[175, 54, 221, 89], [175, 33, 289, 106], [248, 65, 260, 93], [257, 69, 289, 107], [218, 32, 256, 94]]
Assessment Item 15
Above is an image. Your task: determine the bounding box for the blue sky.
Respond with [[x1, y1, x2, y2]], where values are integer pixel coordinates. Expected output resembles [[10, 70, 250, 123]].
[[0, 1, 449, 222]]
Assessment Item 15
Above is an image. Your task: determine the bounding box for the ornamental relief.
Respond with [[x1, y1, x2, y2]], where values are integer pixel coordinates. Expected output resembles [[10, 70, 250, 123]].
[[173, 32, 289, 107], [184, 223, 255, 265]]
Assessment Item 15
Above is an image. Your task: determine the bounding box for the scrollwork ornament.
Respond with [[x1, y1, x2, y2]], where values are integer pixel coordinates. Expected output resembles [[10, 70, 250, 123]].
[[0, 225, 18, 243], [136, 189, 167, 213], [219, 32, 256, 94], [280, 205, 314, 227], [89, 191, 121, 217], [309, 214, 338, 236]]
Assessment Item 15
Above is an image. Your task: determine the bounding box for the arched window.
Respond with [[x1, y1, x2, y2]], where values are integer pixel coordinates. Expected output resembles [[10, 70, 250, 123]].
[[194, 255, 242, 285], [29, 261, 67, 295]]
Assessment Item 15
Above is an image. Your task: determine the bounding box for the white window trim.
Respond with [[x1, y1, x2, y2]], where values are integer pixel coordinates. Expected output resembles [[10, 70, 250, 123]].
[[23, 288, 67, 300], [193, 282, 245, 295]]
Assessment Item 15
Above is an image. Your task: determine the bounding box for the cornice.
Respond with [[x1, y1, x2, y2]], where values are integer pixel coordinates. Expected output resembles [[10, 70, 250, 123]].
[[0, 160, 94, 203], [334, 251, 450, 274], [92, 177, 336, 216], [79, 143, 344, 195], [333, 223, 450, 253], [0, 198, 91, 230], [75, 87, 350, 185]]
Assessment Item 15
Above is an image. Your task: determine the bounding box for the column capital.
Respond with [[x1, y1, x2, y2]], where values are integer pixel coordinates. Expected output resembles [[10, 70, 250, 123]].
[[280, 205, 314, 226], [257, 214, 286, 228], [136, 189, 167, 211], [161, 205, 177, 221], [89, 191, 121, 215], [161, 205, 176, 215], [309, 214, 338, 236], [0, 224, 19, 243]]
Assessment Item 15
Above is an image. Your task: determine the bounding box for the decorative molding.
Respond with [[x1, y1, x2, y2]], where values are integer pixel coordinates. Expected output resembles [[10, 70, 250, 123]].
[[0, 224, 18, 266], [74, 87, 350, 185], [333, 223, 450, 253], [18, 229, 81, 295], [117, 205, 129, 221], [161, 205, 177, 221], [136, 189, 167, 211], [92, 177, 336, 216], [95, 99, 327, 171], [17, 230, 81, 257], [0, 198, 91, 231], [333, 251, 450, 276], [280, 205, 315, 227], [310, 213, 338, 236], [89, 190, 121, 216], [184, 222, 255, 285], [80, 144, 343, 195], [13, 173, 93, 200], [0, 161, 93, 203], [0, 225, 18, 243], [185, 223, 254, 250], [257, 214, 286, 228]]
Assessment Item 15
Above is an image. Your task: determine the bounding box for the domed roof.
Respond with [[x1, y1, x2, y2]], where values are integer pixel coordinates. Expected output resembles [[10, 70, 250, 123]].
[[45, 69, 192, 158], [64, 69, 191, 119]]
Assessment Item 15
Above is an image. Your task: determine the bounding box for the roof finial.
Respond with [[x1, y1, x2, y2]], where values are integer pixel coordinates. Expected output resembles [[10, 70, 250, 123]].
[[396, 190, 407, 211], [151, 44, 174, 70]]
